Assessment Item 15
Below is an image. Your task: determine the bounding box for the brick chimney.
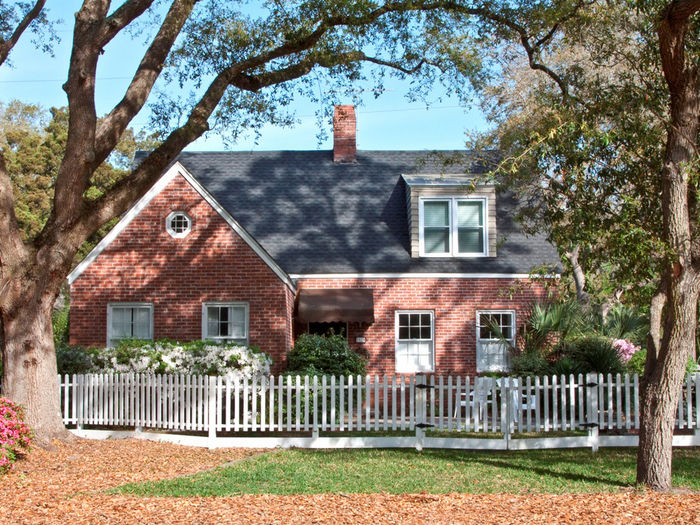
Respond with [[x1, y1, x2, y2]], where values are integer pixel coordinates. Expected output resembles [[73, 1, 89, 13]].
[[333, 105, 356, 163]]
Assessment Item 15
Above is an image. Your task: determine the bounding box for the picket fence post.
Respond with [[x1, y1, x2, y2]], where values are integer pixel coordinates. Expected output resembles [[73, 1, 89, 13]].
[[414, 374, 426, 451], [502, 377, 512, 450], [207, 375, 217, 448], [586, 372, 599, 452]]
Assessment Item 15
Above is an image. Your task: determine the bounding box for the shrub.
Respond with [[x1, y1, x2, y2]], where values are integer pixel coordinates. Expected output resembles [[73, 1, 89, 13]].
[[52, 300, 70, 347], [56, 339, 272, 380], [0, 397, 32, 473], [286, 333, 366, 377], [563, 336, 625, 375], [626, 349, 698, 377], [509, 350, 550, 377], [626, 348, 646, 376], [56, 345, 102, 375]]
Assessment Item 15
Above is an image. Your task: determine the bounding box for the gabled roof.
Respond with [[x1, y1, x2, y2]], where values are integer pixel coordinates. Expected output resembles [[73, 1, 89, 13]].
[[67, 162, 296, 290], [165, 150, 559, 275]]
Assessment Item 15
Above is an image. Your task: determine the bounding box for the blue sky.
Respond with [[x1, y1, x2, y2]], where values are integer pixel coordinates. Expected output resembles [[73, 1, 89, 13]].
[[0, 2, 490, 151]]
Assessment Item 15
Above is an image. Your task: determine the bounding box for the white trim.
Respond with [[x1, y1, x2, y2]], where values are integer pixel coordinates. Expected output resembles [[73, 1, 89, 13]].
[[394, 309, 435, 374], [67, 162, 296, 293], [165, 210, 192, 238], [476, 309, 516, 373], [418, 196, 488, 257], [201, 302, 249, 344], [67, 429, 700, 450], [291, 273, 558, 279], [106, 302, 154, 348]]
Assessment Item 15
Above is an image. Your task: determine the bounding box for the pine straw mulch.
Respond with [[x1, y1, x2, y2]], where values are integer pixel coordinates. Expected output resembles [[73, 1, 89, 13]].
[[1, 438, 699, 524]]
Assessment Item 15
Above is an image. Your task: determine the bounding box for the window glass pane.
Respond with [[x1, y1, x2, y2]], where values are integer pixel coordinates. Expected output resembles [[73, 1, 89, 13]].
[[398, 314, 409, 327], [457, 201, 482, 227], [424, 201, 449, 227], [133, 308, 151, 339], [230, 307, 246, 338], [112, 307, 130, 338], [207, 307, 220, 337], [458, 229, 483, 253], [219, 307, 230, 337], [480, 314, 494, 339], [420, 326, 431, 339], [409, 313, 420, 325], [409, 326, 420, 339], [420, 314, 431, 326], [424, 228, 449, 253], [398, 326, 409, 339]]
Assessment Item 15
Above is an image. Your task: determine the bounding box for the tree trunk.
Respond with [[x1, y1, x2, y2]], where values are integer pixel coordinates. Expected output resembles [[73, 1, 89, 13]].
[[637, 272, 699, 490], [1, 283, 70, 444], [636, 1, 700, 491]]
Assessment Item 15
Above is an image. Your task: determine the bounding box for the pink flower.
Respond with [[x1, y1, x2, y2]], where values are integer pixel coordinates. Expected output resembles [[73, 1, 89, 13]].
[[0, 397, 32, 474], [612, 339, 641, 363]]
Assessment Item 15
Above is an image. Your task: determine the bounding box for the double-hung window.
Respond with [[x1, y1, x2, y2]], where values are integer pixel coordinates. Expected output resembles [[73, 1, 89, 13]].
[[395, 310, 434, 373], [476, 310, 515, 372], [107, 303, 153, 347], [420, 197, 487, 256], [202, 302, 249, 345]]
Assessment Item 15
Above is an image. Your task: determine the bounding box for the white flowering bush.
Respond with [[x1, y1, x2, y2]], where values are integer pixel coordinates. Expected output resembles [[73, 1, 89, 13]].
[[78, 339, 271, 380]]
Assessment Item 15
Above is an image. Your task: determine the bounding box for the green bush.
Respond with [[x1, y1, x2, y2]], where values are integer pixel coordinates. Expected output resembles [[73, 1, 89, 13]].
[[550, 356, 580, 376], [509, 350, 550, 377], [286, 333, 366, 377], [52, 301, 70, 347], [56, 345, 101, 375], [626, 349, 698, 377], [562, 336, 625, 375], [626, 349, 646, 376]]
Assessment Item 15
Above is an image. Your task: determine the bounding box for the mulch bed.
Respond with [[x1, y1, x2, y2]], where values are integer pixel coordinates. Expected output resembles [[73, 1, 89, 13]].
[[1, 438, 699, 524]]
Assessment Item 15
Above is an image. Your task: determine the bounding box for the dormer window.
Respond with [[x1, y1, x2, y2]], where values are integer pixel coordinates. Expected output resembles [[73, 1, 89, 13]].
[[419, 197, 487, 257]]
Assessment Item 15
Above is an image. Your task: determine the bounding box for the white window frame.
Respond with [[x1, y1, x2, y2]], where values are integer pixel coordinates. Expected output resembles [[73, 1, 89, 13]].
[[394, 310, 435, 373], [201, 302, 249, 344], [166, 210, 192, 238], [476, 309, 516, 373], [106, 302, 154, 347], [418, 196, 488, 257]]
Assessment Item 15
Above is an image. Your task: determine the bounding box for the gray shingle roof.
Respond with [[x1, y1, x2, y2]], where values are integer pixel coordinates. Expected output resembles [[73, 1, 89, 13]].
[[164, 150, 559, 274]]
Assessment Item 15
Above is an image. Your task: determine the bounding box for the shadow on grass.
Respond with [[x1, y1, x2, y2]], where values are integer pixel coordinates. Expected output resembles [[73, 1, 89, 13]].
[[384, 448, 635, 488]]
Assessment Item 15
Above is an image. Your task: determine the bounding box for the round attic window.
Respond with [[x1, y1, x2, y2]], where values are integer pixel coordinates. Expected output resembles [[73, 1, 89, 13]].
[[166, 211, 192, 238]]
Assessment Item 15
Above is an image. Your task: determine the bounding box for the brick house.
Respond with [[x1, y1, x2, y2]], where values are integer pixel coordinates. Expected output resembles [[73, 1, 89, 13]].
[[68, 105, 559, 376]]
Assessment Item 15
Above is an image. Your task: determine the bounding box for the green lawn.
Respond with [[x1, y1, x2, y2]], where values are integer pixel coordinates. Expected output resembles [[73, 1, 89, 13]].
[[114, 448, 700, 496]]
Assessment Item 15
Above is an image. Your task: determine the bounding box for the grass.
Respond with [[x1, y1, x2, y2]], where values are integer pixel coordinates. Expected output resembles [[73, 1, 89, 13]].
[[114, 447, 700, 496]]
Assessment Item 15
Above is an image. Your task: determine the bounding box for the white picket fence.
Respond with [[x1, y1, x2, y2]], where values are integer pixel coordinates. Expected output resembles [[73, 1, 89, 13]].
[[59, 372, 700, 450]]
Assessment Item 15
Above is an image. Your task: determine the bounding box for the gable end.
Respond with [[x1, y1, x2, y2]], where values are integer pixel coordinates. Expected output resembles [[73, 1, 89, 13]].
[[67, 161, 296, 292]]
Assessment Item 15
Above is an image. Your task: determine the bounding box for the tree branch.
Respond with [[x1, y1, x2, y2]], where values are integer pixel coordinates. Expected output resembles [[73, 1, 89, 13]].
[[97, 0, 157, 47], [78, 47, 426, 235], [94, 0, 198, 163], [0, 0, 47, 66]]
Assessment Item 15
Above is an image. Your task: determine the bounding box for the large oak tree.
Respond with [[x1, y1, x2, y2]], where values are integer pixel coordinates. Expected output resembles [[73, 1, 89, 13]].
[[471, 0, 700, 491]]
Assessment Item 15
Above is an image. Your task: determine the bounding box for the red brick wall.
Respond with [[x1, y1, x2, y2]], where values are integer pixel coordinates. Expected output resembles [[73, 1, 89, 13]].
[[69, 173, 294, 372], [295, 278, 549, 376]]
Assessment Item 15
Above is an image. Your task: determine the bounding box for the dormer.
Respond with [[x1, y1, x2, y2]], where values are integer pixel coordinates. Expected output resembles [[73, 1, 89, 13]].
[[402, 174, 497, 258]]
